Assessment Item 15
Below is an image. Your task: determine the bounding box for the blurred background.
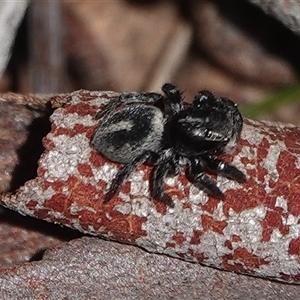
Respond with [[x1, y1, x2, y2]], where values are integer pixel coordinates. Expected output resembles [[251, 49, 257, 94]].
[[1, 0, 300, 123]]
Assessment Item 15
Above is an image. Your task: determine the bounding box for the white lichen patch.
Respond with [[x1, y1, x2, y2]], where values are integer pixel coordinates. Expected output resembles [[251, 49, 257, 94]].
[[194, 231, 230, 262], [137, 201, 203, 253], [188, 185, 209, 205], [275, 196, 288, 211], [260, 142, 286, 181], [42, 186, 56, 200], [20, 182, 55, 207], [241, 122, 265, 145], [223, 206, 300, 277], [68, 90, 116, 106], [287, 220, 300, 238], [284, 214, 300, 226], [130, 197, 153, 218], [114, 202, 132, 215], [41, 134, 91, 181], [224, 206, 267, 247], [69, 201, 97, 215], [212, 201, 227, 221], [164, 176, 177, 187], [217, 174, 243, 192], [51, 111, 95, 128], [92, 163, 118, 183], [295, 156, 300, 169], [255, 238, 300, 277], [270, 228, 283, 242], [130, 170, 149, 196]]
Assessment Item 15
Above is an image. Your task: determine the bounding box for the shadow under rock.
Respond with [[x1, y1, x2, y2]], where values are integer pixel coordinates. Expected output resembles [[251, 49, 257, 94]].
[[0, 207, 83, 262], [8, 106, 53, 192]]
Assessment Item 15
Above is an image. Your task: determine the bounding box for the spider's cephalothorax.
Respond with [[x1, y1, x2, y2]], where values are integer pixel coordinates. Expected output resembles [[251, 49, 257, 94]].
[[91, 84, 246, 207]]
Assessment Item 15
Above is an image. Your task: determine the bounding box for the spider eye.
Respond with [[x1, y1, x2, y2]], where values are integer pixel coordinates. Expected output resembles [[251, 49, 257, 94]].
[[204, 130, 226, 142]]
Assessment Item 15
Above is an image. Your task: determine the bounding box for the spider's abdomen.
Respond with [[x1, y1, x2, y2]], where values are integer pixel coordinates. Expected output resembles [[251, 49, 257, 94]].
[[91, 104, 164, 164], [168, 107, 236, 156]]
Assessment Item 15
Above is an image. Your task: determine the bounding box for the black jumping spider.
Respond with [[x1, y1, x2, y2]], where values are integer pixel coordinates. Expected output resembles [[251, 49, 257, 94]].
[[91, 83, 246, 207]]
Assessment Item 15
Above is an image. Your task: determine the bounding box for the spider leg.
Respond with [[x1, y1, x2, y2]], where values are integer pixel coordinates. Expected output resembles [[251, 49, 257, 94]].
[[161, 83, 184, 115], [151, 154, 176, 208], [104, 152, 151, 203], [162, 153, 181, 176], [202, 155, 246, 183], [187, 159, 224, 200]]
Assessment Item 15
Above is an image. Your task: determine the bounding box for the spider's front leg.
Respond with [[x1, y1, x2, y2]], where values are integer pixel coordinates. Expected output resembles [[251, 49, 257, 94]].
[[187, 159, 224, 200], [161, 83, 184, 115], [202, 155, 246, 183], [151, 152, 177, 208], [104, 152, 151, 203]]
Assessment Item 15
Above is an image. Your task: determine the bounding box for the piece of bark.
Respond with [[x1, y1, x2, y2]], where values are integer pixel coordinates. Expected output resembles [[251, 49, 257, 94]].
[[247, 0, 300, 35], [0, 2, 29, 80], [1, 90, 300, 283], [1, 236, 300, 300]]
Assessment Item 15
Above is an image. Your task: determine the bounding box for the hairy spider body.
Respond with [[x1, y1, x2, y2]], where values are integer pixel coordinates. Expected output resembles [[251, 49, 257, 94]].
[[91, 84, 246, 207], [92, 105, 164, 164]]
